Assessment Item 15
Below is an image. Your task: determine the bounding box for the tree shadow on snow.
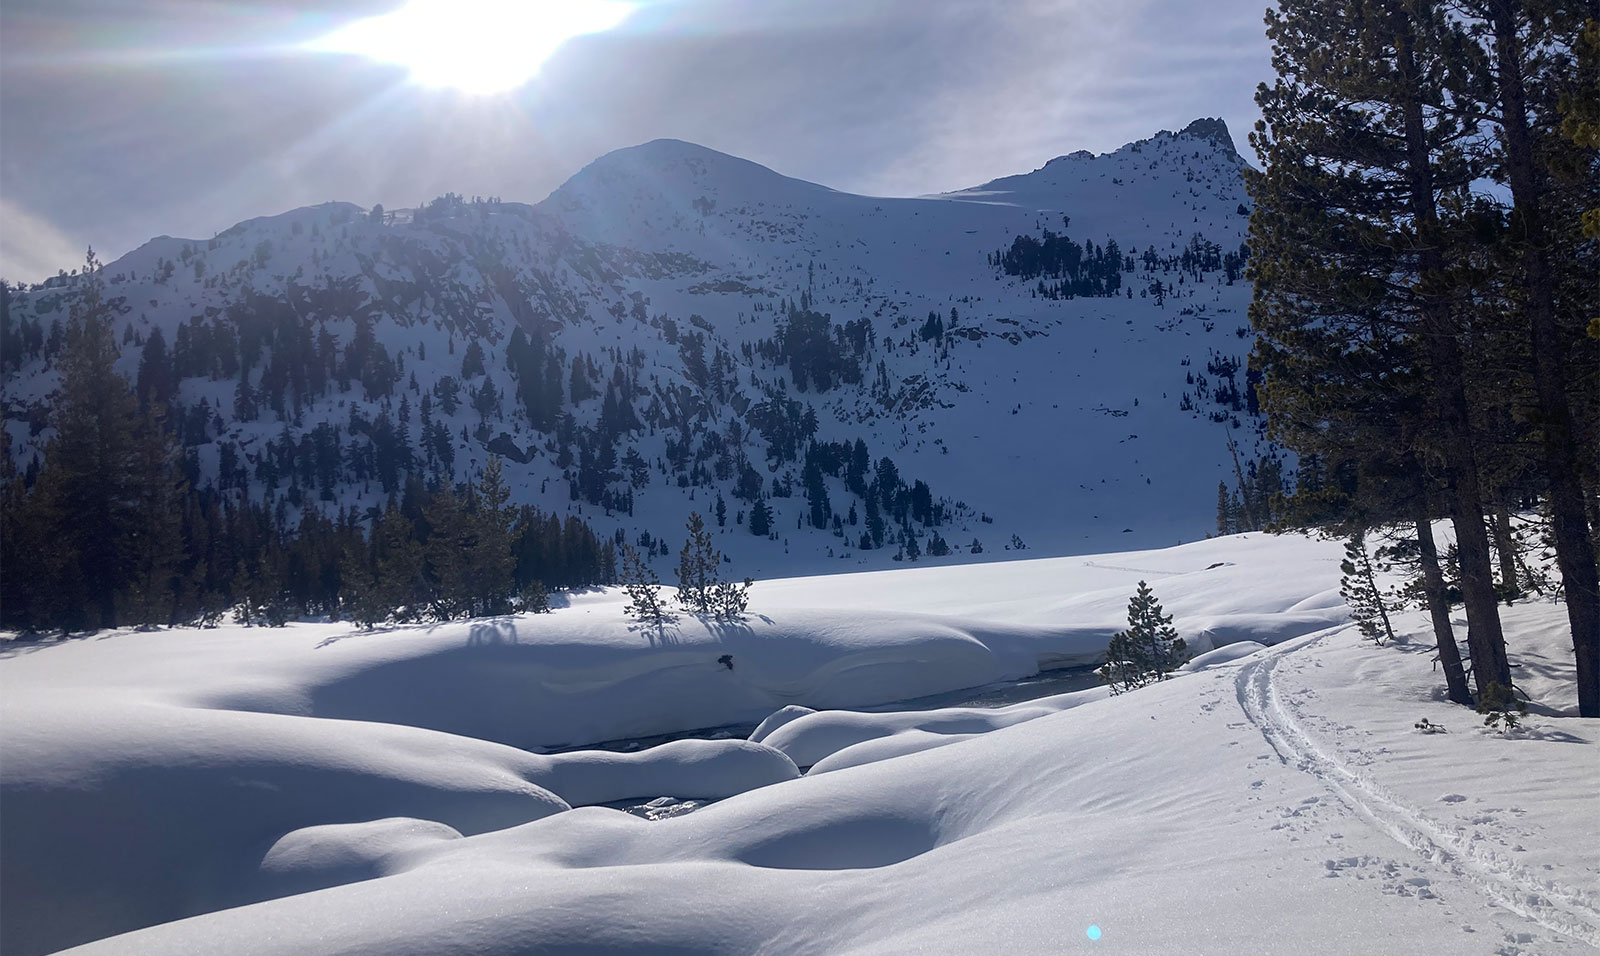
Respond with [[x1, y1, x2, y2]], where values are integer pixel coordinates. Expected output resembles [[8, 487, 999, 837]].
[[629, 619, 683, 648], [1512, 725, 1589, 743], [0, 627, 145, 657], [702, 618, 758, 644], [466, 618, 523, 646]]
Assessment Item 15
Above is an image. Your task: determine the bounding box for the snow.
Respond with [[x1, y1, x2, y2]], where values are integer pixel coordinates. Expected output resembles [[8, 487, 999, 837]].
[[1178, 639, 1267, 671], [2, 533, 1344, 753], [804, 728, 982, 775], [4, 531, 1597, 955], [760, 689, 1104, 770], [258, 817, 463, 900]]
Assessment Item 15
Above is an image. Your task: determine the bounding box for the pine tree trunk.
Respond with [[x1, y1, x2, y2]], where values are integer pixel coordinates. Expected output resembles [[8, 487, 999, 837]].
[[1362, 544, 1397, 645], [1225, 430, 1257, 531], [1487, 0, 1600, 716], [1493, 503, 1520, 597], [1413, 484, 1473, 706], [1398, 22, 1512, 697]]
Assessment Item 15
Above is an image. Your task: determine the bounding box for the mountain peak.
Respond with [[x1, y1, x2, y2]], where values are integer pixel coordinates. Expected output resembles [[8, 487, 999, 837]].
[[1175, 117, 1237, 155], [552, 138, 825, 199]]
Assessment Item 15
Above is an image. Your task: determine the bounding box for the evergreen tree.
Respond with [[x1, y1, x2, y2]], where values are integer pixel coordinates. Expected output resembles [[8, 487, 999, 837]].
[[621, 543, 670, 627], [117, 407, 187, 627], [340, 534, 387, 628], [469, 457, 516, 615], [1457, 0, 1600, 717], [748, 498, 772, 537], [373, 504, 425, 619], [461, 340, 485, 378], [1249, 0, 1512, 698], [709, 576, 754, 621], [668, 511, 751, 620], [903, 530, 921, 562], [676, 511, 717, 612], [37, 251, 144, 629], [518, 578, 552, 613], [237, 545, 290, 627], [1099, 581, 1188, 694], [134, 326, 174, 410], [423, 484, 470, 619], [1340, 531, 1397, 645], [1477, 680, 1529, 732]]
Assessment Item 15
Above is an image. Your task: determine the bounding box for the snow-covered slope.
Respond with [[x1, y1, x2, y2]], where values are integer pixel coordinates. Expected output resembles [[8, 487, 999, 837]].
[[2, 532, 1595, 955], [0, 119, 1265, 577]]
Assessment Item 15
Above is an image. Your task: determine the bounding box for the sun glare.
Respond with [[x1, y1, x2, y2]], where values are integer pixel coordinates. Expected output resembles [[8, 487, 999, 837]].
[[306, 0, 635, 95]]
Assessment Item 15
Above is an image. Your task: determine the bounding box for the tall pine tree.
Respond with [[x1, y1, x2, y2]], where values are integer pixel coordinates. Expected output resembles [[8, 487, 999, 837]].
[[1250, 0, 1512, 699]]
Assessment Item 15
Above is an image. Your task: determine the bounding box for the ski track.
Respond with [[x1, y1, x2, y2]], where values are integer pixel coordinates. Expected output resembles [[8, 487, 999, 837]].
[[1235, 633, 1600, 949]]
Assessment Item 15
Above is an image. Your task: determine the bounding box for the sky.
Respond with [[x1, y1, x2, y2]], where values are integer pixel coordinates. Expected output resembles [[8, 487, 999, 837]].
[[0, 0, 1274, 283]]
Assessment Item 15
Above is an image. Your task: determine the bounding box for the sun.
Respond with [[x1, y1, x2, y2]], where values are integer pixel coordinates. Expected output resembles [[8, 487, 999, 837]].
[[306, 0, 635, 95]]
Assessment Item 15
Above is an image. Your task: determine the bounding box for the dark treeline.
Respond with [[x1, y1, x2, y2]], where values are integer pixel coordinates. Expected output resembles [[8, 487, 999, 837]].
[[1248, 1, 1599, 715], [753, 297, 874, 393], [1214, 448, 1294, 536], [797, 438, 945, 556], [0, 258, 613, 633], [990, 229, 1128, 298]]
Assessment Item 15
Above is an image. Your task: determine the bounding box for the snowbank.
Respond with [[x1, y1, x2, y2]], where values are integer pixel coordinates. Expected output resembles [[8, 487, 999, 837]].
[[1179, 640, 1267, 671], [0, 698, 569, 955], [0, 697, 793, 954], [49, 599, 1600, 956], [3, 533, 1348, 752], [18, 533, 1594, 956], [761, 688, 1104, 769], [804, 729, 982, 775], [257, 817, 463, 900]]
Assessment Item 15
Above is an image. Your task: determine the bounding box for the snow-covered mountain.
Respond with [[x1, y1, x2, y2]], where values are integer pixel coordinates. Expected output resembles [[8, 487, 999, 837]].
[[0, 118, 1267, 576]]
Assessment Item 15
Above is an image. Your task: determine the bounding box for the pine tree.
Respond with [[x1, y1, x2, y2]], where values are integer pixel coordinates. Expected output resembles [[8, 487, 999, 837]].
[[1249, 0, 1512, 699], [518, 578, 551, 613], [748, 498, 772, 537], [1477, 680, 1529, 733], [116, 407, 187, 627], [621, 543, 670, 627], [1099, 581, 1188, 694], [423, 484, 470, 620], [374, 505, 425, 620], [1340, 531, 1397, 645], [340, 534, 387, 628], [469, 457, 516, 615], [41, 250, 143, 629], [237, 545, 290, 627], [710, 576, 753, 621], [1456, 0, 1600, 717], [675, 511, 717, 612]]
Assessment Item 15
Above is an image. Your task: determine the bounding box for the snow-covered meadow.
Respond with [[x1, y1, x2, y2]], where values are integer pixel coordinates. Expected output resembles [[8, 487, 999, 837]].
[[2, 531, 1596, 955]]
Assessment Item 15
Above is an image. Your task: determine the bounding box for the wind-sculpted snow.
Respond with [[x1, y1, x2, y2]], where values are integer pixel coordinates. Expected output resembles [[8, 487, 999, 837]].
[[7, 534, 1348, 750], [3, 533, 1596, 955], [0, 693, 797, 954]]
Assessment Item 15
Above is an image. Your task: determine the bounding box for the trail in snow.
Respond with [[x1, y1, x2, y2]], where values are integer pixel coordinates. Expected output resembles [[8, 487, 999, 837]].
[[1236, 632, 1600, 948]]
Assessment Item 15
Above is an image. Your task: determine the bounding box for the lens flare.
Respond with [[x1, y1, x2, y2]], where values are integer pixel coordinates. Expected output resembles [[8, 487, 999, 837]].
[[305, 0, 634, 95]]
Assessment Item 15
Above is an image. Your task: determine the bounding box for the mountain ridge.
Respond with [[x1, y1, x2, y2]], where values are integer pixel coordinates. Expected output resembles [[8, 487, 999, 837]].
[[1, 119, 1275, 578]]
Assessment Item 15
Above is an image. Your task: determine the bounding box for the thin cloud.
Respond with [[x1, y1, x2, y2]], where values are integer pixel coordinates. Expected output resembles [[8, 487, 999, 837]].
[[1, 0, 1274, 261], [0, 198, 86, 283]]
